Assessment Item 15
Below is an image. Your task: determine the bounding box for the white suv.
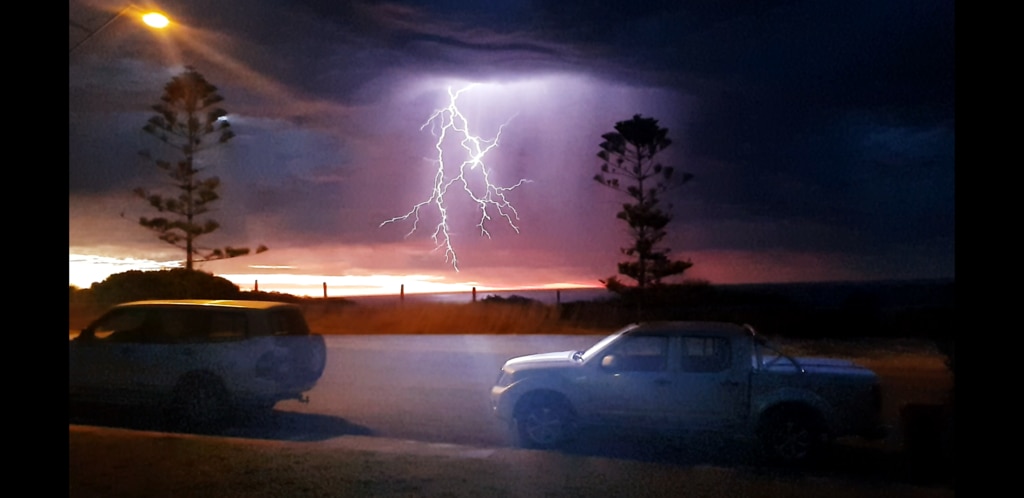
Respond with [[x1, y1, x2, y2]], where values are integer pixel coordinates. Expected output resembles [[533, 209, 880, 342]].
[[69, 300, 327, 430]]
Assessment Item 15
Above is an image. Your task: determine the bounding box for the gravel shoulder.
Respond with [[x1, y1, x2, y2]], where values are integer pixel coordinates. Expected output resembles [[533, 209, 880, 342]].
[[69, 425, 953, 498]]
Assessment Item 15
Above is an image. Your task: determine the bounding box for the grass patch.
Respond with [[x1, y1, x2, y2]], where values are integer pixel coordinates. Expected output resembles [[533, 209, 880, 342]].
[[299, 301, 609, 335]]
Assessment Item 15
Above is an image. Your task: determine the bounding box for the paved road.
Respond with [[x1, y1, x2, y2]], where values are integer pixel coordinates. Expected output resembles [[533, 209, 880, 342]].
[[277, 335, 600, 447], [69, 334, 955, 489], [279, 335, 952, 448]]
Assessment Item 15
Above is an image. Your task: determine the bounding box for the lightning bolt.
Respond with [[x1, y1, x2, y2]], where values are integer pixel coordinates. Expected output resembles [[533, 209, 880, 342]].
[[380, 85, 531, 271]]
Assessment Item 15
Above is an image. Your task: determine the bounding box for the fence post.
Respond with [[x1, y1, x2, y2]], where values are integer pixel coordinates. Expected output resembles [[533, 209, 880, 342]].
[[400, 284, 405, 303], [472, 287, 477, 302], [323, 282, 327, 299], [255, 280, 258, 292]]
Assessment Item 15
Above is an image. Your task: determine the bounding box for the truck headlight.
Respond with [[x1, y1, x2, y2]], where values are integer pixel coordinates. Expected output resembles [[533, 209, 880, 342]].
[[495, 369, 514, 388]]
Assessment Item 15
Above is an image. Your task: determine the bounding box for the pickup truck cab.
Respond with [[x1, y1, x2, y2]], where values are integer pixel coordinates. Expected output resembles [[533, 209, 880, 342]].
[[490, 321, 887, 463], [69, 300, 327, 430]]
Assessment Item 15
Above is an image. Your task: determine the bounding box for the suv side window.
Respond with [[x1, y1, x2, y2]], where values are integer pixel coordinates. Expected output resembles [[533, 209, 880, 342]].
[[150, 309, 247, 342], [209, 311, 248, 340], [267, 309, 311, 336], [156, 308, 209, 343], [89, 308, 150, 342], [679, 336, 731, 373]]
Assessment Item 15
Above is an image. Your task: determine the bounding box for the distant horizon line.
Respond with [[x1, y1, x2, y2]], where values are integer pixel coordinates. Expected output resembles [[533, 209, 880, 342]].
[[249, 276, 955, 300]]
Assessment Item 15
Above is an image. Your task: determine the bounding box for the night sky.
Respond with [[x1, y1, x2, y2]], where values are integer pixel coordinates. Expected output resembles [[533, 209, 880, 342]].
[[69, 0, 955, 296]]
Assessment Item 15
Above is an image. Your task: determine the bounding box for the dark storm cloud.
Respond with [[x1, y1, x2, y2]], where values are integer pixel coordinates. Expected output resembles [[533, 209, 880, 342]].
[[364, 0, 956, 248], [70, 0, 954, 286], [617, 0, 957, 261]]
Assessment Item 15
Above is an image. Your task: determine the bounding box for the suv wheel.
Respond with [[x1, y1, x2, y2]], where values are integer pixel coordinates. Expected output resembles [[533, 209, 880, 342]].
[[514, 395, 574, 449]]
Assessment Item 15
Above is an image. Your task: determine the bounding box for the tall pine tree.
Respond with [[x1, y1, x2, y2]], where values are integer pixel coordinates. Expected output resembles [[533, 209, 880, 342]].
[[594, 114, 693, 296], [135, 66, 266, 270]]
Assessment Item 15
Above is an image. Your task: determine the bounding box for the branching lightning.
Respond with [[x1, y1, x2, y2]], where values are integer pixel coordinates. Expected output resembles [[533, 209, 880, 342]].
[[380, 85, 531, 271]]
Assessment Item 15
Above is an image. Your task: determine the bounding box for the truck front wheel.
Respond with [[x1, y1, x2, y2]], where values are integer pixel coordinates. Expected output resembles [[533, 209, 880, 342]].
[[757, 407, 828, 465], [513, 393, 575, 449]]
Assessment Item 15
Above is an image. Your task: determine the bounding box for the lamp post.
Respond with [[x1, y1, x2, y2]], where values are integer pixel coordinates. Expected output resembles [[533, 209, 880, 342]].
[[69, 4, 170, 54]]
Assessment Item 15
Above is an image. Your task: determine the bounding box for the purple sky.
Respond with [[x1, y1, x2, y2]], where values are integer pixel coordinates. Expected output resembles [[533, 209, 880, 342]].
[[69, 0, 955, 297]]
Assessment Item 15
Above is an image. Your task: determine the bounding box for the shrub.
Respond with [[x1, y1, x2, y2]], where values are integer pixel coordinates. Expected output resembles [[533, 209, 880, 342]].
[[239, 290, 305, 303], [479, 294, 541, 306], [89, 269, 241, 306]]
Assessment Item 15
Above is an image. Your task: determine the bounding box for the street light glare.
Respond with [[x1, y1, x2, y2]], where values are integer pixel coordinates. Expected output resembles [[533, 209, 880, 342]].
[[142, 12, 169, 29]]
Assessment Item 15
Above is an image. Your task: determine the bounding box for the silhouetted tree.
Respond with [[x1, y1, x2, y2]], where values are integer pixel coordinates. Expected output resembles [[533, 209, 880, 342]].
[[595, 114, 693, 298], [135, 66, 266, 270]]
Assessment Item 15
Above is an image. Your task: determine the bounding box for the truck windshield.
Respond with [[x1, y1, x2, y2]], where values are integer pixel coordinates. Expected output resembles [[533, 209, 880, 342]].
[[580, 325, 637, 362], [753, 335, 804, 372]]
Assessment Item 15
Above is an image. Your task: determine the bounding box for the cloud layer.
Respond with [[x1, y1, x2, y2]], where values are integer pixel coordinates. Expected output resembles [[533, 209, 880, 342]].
[[69, 0, 954, 294]]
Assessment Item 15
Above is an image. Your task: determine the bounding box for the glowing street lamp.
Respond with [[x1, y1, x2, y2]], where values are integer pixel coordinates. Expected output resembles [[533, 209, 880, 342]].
[[69, 4, 170, 54], [141, 12, 169, 29]]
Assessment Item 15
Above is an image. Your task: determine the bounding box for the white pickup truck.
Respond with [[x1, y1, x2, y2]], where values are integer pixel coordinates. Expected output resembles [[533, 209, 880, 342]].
[[69, 300, 327, 430], [490, 321, 887, 463]]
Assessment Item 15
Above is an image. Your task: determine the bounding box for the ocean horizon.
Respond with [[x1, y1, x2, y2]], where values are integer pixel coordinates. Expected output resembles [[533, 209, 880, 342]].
[[341, 286, 612, 306], [337, 278, 954, 309]]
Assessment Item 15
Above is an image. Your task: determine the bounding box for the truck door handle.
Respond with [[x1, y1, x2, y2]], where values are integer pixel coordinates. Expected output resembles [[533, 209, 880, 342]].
[[721, 380, 740, 387], [654, 379, 671, 386]]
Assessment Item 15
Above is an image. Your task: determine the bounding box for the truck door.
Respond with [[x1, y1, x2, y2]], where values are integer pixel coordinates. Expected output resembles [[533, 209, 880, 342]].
[[581, 332, 672, 427], [662, 334, 748, 431]]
